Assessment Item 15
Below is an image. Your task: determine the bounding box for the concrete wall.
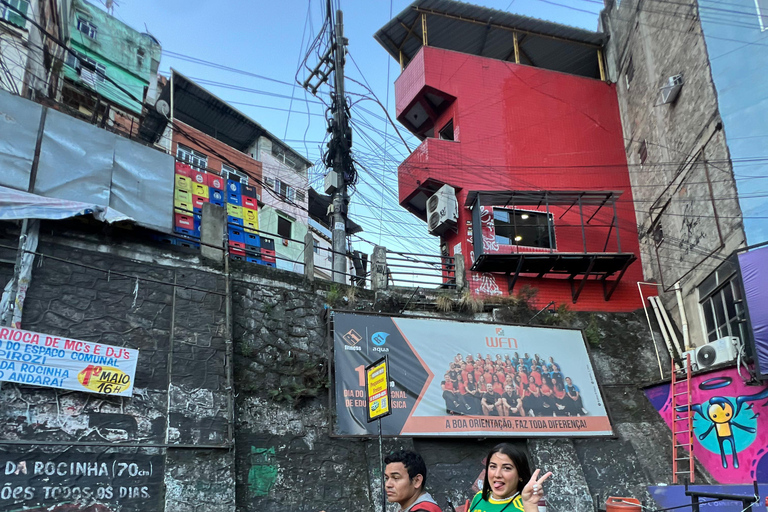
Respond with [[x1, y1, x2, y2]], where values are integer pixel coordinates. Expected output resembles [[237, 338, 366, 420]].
[[601, 0, 746, 347], [0, 220, 689, 511]]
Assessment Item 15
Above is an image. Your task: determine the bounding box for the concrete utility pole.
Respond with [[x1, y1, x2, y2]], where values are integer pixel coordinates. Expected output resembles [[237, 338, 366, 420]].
[[302, 1, 352, 284]]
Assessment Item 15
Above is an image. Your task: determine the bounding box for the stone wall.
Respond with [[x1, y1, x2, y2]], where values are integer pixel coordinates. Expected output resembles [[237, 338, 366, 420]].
[[601, 0, 746, 348], [0, 223, 689, 512]]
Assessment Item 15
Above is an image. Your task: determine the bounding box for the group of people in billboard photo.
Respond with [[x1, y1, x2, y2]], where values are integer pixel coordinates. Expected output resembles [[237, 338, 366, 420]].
[[440, 352, 588, 417]]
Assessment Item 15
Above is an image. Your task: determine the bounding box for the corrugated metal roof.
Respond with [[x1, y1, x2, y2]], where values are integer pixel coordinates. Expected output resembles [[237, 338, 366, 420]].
[[374, 0, 607, 79]]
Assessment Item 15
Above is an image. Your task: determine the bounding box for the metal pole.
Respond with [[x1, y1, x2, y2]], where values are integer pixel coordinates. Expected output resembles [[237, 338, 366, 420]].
[[379, 418, 386, 512], [331, 6, 349, 284]]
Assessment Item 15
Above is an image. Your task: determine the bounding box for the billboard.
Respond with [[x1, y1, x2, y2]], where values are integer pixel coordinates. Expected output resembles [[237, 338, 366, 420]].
[[333, 312, 612, 437], [0, 327, 139, 396]]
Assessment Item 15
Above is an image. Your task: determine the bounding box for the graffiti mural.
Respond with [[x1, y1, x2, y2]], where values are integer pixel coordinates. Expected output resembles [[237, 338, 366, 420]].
[[645, 367, 768, 483]]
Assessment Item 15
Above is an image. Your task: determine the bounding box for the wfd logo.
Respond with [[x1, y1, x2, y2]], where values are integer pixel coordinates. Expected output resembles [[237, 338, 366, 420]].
[[372, 332, 390, 352]]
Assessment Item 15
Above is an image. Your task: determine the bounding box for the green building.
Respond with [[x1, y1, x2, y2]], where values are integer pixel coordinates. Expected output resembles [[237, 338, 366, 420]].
[[62, 0, 160, 117]]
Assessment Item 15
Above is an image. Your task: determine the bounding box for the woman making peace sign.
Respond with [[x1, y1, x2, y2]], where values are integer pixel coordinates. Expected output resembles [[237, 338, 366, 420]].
[[467, 443, 553, 512]]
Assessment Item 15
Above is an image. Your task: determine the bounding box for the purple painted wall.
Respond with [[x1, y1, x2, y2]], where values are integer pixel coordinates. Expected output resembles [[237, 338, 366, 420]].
[[645, 367, 768, 483]]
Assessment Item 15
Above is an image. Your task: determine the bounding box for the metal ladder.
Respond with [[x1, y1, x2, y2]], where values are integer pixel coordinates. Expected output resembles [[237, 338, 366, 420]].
[[671, 352, 695, 484]]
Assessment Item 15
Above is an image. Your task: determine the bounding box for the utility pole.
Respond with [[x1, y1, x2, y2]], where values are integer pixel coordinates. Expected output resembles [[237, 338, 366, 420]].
[[302, 2, 352, 284]]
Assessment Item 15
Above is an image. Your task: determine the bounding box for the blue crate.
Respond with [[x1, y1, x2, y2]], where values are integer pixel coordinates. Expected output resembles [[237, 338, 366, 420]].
[[151, 234, 177, 245], [193, 206, 202, 215], [209, 188, 225, 202], [228, 226, 245, 243], [210, 198, 225, 207], [193, 214, 202, 229], [244, 232, 260, 248], [176, 238, 200, 249], [174, 226, 200, 238], [261, 237, 275, 251], [227, 215, 244, 227], [258, 260, 277, 268], [226, 180, 242, 194], [227, 192, 242, 206], [246, 256, 260, 263]]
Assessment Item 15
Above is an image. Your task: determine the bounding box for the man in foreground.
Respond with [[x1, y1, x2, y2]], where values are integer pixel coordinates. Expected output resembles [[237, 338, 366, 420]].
[[384, 450, 442, 512]]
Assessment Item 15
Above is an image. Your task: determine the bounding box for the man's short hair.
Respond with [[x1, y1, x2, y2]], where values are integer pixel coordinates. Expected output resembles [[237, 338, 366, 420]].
[[384, 450, 428, 488]]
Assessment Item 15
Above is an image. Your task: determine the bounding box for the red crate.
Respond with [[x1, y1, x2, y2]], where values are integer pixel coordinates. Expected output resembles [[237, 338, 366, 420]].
[[175, 162, 194, 177], [192, 194, 208, 208], [190, 170, 207, 186], [230, 247, 246, 257], [260, 248, 275, 257], [207, 173, 225, 190], [228, 240, 246, 250], [174, 213, 195, 229], [242, 196, 257, 209]]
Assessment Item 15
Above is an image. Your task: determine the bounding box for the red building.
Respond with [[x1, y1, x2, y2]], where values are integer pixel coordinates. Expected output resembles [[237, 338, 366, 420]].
[[376, 1, 643, 311]]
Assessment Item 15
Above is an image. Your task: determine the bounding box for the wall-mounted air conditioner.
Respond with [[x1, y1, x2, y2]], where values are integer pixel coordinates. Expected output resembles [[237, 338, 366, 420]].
[[426, 184, 458, 236], [660, 74, 684, 104], [695, 337, 739, 369]]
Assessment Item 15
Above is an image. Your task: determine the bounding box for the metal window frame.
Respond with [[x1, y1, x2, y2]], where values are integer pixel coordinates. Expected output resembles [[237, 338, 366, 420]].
[[76, 17, 97, 39], [176, 143, 208, 171]]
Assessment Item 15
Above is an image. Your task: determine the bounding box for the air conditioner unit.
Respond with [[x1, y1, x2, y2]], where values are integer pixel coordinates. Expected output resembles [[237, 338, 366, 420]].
[[681, 347, 697, 370], [695, 337, 739, 370], [660, 74, 684, 104], [426, 184, 458, 236]]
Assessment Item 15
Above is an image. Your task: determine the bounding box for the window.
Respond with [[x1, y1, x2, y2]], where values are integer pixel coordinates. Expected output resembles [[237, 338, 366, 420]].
[[296, 190, 306, 203], [625, 56, 635, 89], [277, 216, 292, 240], [272, 144, 302, 172], [757, 0, 768, 31], [176, 144, 208, 171], [438, 120, 454, 141], [266, 177, 305, 204], [66, 50, 106, 89], [221, 163, 249, 185], [0, 0, 28, 28], [136, 48, 145, 68], [699, 261, 746, 343], [313, 239, 319, 254], [76, 17, 97, 39], [493, 208, 555, 249]]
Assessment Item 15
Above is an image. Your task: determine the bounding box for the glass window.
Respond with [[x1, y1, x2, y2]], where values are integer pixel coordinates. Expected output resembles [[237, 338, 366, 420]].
[[221, 163, 249, 185], [296, 190, 306, 203], [1, 0, 28, 28], [438, 120, 454, 141], [699, 273, 744, 343], [76, 17, 97, 39], [313, 239, 319, 254], [176, 144, 208, 172], [277, 216, 292, 240], [286, 186, 296, 203], [493, 208, 555, 249]]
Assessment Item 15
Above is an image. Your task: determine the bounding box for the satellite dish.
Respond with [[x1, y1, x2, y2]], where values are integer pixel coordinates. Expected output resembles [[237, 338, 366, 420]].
[[155, 99, 170, 117]]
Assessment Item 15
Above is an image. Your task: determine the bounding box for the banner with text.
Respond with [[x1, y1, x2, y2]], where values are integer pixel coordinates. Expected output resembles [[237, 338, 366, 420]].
[[333, 313, 612, 437], [0, 451, 163, 511], [0, 327, 139, 396]]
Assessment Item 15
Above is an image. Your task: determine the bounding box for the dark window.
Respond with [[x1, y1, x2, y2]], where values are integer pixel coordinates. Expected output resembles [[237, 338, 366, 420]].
[[493, 209, 555, 249], [639, 139, 648, 165], [277, 216, 292, 240], [625, 56, 635, 88], [0, 0, 28, 28], [699, 262, 745, 343], [438, 120, 454, 141], [137, 48, 145, 68], [76, 17, 97, 39], [313, 239, 319, 253]]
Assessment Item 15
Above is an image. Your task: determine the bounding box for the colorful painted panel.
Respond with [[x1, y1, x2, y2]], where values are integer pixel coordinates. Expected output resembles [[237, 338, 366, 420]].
[[644, 367, 768, 483]]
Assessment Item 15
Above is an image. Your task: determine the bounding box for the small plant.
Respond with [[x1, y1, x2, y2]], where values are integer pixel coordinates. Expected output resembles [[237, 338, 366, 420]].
[[345, 285, 357, 307], [435, 293, 455, 312], [326, 284, 342, 306], [459, 290, 484, 313], [584, 314, 601, 346]]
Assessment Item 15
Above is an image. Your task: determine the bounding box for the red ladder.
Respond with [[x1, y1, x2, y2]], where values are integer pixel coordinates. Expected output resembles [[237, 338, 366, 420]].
[[671, 352, 695, 484]]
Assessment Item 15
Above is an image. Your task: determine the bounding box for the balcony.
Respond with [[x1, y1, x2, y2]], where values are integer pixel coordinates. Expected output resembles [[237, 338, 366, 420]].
[[466, 190, 637, 303]]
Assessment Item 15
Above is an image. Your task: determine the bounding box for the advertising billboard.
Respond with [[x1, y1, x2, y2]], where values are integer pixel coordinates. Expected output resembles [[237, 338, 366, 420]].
[[0, 327, 139, 396], [333, 312, 612, 437]]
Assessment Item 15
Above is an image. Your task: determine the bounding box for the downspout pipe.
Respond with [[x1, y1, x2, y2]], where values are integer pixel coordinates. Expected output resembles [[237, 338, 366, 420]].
[[638, 281, 664, 379], [675, 281, 691, 351]]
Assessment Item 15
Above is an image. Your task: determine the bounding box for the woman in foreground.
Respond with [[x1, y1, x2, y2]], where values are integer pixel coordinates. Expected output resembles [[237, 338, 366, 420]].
[[467, 443, 552, 512]]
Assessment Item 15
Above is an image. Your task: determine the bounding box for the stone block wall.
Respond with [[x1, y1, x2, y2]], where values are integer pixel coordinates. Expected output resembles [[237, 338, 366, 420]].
[[0, 225, 686, 511]]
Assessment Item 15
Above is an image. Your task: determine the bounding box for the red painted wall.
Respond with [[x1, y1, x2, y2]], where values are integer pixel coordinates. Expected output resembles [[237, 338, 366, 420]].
[[395, 47, 643, 312]]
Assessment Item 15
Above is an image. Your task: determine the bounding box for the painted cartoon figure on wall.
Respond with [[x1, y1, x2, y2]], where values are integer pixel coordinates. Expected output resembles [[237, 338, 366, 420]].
[[646, 367, 768, 483], [676, 378, 768, 469]]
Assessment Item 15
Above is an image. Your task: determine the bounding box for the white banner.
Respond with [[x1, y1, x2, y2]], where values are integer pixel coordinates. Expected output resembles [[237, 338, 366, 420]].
[[0, 327, 139, 396]]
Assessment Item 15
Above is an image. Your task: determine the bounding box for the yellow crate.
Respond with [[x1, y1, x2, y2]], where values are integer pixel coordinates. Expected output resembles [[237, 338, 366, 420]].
[[242, 207, 258, 223], [192, 182, 209, 198], [244, 219, 259, 233], [174, 199, 193, 214], [227, 203, 243, 218], [174, 189, 192, 203], [174, 175, 191, 192]]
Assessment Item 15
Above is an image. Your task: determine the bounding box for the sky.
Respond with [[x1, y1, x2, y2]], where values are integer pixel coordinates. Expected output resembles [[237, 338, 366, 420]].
[[97, 0, 601, 258]]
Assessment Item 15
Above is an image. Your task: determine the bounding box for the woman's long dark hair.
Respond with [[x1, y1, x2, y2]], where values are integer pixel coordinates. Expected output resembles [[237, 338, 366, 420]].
[[481, 443, 532, 501]]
